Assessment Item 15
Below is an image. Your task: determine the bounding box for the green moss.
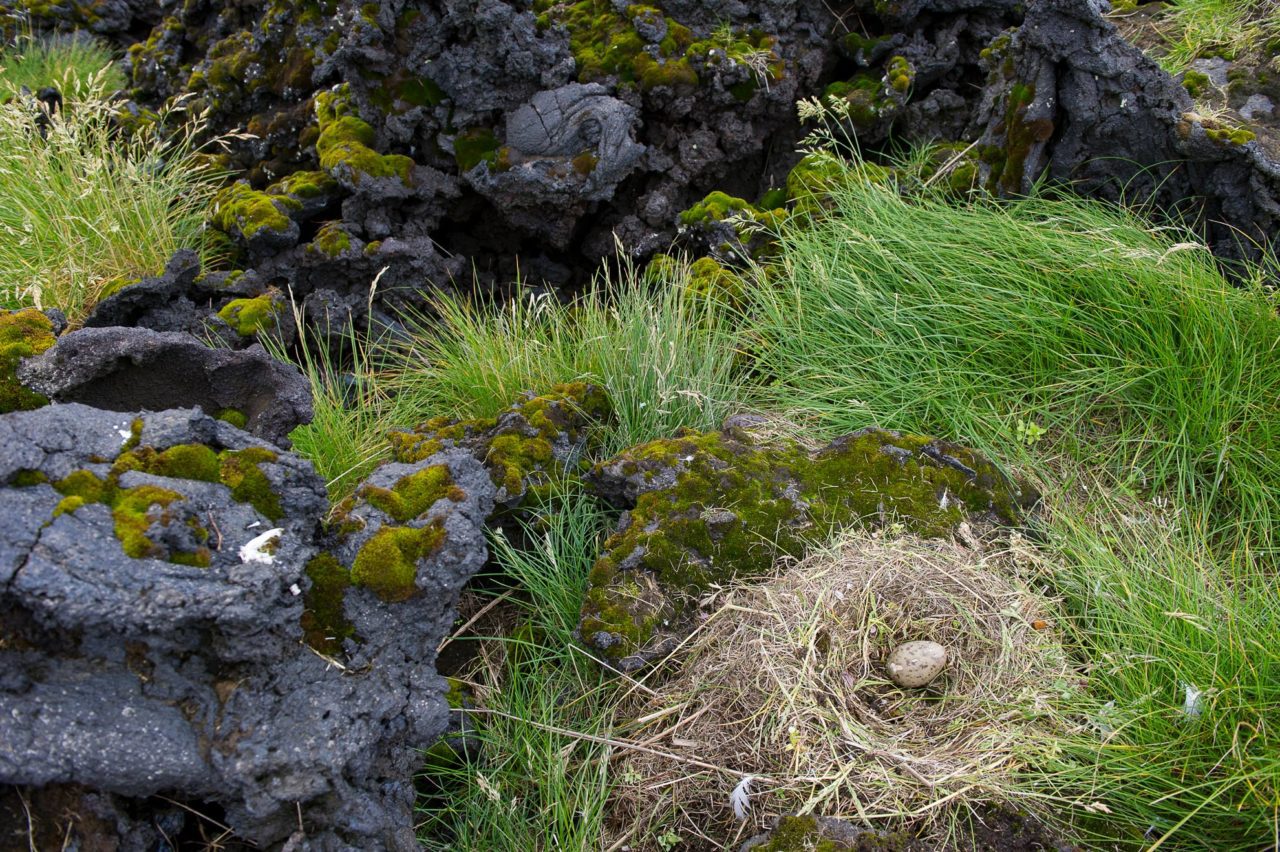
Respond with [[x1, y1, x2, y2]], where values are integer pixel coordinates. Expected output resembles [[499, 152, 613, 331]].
[[984, 80, 1054, 193], [267, 169, 338, 200], [843, 32, 890, 61], [310, 222, 352, 257], [114, 444, 221, 482], [11, 469, 47, 487], [218, 294, 283, 337], [210, 183, 301, 240], [389, 382, 612, 503], [679, 190, 755, 226], [539, 0, 697, 90], [1, 308, 55, 414], [301, 552, 355, 654], [886, 54, 913, 94], [350, 522, 446, 602], [580, 427, 1032, 662], [454, 127, 500, 172], [1205, 126, 1256, 145], [1182, 69, 1211, 98], [315, 85, 415, 186], [748, 816, 850, 851], [216, 409, 249, 429], [55, 470, 107, 503], [357, 464, 465, 522], [52, 495, 86, 517], [110, 484, 185, 559], [685, 256, 744, 306], [219, 447, 283, 521], [822, 73, 885, 127]]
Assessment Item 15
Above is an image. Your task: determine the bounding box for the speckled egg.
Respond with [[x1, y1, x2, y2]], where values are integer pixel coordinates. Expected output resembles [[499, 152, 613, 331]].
[[885, 640, 948, 688]]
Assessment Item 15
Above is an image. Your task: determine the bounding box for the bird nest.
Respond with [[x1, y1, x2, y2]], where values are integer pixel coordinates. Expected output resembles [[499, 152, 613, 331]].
[[604, 528, 1072, 850]]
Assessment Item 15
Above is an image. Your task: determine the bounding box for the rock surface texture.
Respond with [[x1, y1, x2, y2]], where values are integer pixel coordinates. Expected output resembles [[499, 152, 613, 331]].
[[0, 403, 494, 849], [16, 325, 314, 446]]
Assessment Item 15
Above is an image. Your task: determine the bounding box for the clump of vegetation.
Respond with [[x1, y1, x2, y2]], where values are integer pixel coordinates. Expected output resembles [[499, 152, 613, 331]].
[[0, 30, 124, 98], [0, 82, 224, 323], [1138, 0, 1280, 72], [746, 174, 1280, 555], [384, 255, 745, 459], [0, 306, 55, 413], [418, 489, 618, 850]]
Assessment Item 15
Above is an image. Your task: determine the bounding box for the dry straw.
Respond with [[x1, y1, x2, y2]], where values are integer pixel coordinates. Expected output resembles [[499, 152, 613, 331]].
[[605, 528, 1072, 850]]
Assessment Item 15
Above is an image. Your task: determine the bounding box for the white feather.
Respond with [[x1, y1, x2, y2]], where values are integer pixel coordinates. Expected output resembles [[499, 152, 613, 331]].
[[239, 528, 283, 564], [730, 776, 754, 820]]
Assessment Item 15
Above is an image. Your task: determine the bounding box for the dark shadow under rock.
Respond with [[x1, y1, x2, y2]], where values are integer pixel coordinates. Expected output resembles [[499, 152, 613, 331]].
[[16, 326, 312, 447]]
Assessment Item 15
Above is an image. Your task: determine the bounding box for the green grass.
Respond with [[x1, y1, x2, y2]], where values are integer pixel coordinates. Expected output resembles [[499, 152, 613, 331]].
[[387, 257, 745, 456], [418, 491, 619, 850], [0, 30, 124, 98], [269, 311, 392, 500], [1148, 0, 1280, 72], [0, 89, 224, 324], [746, 177, 1280, 556], [1032, 495, 1280, 850]]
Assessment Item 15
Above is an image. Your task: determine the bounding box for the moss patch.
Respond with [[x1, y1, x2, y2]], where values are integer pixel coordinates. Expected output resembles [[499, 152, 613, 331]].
[[350, 522, 446, 602], [1, 309, 55, 414], [210, 182, 301, 241], [218, 293, 283, 337], [388, 382, 613, 504], [315, 84, 415, 186], [356, 464, 465, 522], [300, 552, 355, 654], [309, 222, 352, 257]]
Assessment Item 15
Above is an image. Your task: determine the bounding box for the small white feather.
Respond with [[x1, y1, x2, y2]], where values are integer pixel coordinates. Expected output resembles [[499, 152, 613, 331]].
[[239, 528, 283, 564], [730, 776, 754, 820]]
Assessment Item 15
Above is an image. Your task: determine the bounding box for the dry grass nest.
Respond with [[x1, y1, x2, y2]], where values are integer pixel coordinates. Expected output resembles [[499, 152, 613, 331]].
[[605, 528, 1073, 851]]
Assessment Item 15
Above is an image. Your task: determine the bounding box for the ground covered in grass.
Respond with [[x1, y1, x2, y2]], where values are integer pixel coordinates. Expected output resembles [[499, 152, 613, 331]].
[[269, 161, 1280, 850], [4, 19, 1278, 852]]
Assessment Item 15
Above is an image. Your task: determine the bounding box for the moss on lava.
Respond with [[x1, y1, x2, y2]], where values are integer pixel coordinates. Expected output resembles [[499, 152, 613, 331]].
[[218, 293, 283, 337], [1, 308, 55, 414], [310, 222, 352, 257], [301, 552, 355, 654], [388, 382, 612, 503], [315, 84, 415, 186], [350, 522, 447, 602], [210, 182, 301, 241], [356, 464, 466, 522]]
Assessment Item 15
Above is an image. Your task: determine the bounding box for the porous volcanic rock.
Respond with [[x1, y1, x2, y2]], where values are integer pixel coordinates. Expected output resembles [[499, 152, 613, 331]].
[[16, 324, 312, 446], [0, 403, 495, 849], [578, 422, 1037, 670], [973, 0, 1280, 261]]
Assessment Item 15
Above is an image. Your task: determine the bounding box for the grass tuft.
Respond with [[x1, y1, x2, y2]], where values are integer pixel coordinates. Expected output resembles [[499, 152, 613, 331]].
[[746, 177, 1280, 555], [386, 255, 746, 456], [0, 30, 124, 98], [0, 84, 225, 324]]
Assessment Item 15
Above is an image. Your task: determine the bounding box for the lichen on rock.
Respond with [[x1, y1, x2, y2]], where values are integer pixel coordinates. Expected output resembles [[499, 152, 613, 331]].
[[578, 422, 1037, 669]]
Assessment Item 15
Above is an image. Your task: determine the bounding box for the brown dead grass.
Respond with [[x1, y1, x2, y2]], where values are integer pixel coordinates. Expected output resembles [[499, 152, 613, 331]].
[[604, 528, 1073, 851]]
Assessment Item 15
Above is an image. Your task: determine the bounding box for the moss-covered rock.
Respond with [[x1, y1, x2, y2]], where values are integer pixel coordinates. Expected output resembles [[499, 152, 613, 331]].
[[315, 84, 415, 186], [210, 182, 302, 248], [1, 309, 55, 414], [217, 292, 284, 337], [47, 441, 290, 565], [578, 424, 1036, 668], [388, 382, 613, 506]]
